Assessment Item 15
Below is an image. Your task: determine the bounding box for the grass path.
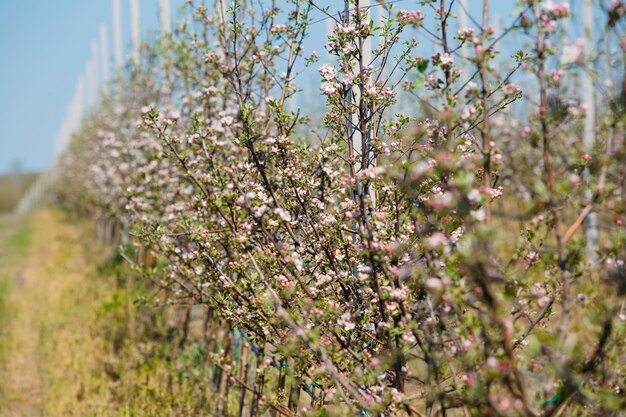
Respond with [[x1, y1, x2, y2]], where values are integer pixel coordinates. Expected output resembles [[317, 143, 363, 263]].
[[0, 212, 40, 416], [0, 209, 111, 416], [0, 209, 212, 417]]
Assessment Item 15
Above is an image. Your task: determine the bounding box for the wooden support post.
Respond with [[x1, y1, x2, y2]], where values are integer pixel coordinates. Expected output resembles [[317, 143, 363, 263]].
[[250, 353, 261, 417], [203, 306, 213, 343], [272, 359, 287, 417], [217, 324, 232, 415], [582, 0, 599, 262], [178, 305, 192, 348], [92, 39, 100, 102], [287, 369, 301, 412], [136, 245, 144, 265], [130, 0, 141, 65], [112, 0, 123, 69], [160, 0, 171, 33], [99, 24, 110, 91], [238, 342, 250, 417]]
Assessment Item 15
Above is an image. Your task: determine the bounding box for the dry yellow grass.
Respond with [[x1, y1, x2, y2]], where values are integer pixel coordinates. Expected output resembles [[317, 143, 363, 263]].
[[0, 209, 219, 417], [0, 209, 115, 416]]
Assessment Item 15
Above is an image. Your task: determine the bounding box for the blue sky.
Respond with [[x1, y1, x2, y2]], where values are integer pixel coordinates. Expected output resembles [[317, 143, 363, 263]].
[[0, 0, 163, 174], [0, 0, 526, 175]]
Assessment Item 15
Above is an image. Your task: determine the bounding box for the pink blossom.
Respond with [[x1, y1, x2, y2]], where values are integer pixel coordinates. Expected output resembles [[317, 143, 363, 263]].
[[318, 64, 337, 81], [320, 81, 339, 95]]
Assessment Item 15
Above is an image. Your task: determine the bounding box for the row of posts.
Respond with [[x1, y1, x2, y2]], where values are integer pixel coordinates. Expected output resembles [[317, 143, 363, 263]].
[[16, 0, 170, 214], [54, 0, 170, 158]]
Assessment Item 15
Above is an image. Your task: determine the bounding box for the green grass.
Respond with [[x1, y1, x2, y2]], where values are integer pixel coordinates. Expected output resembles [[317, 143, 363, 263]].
[[0, 274, 8, 347], [4, 220, 32, 255], [0, 274, 8, 402], [0, 212, 33, 397]]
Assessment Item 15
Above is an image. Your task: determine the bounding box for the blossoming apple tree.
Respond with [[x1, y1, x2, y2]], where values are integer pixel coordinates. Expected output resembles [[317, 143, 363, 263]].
[[55, 0, 626, 415]]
